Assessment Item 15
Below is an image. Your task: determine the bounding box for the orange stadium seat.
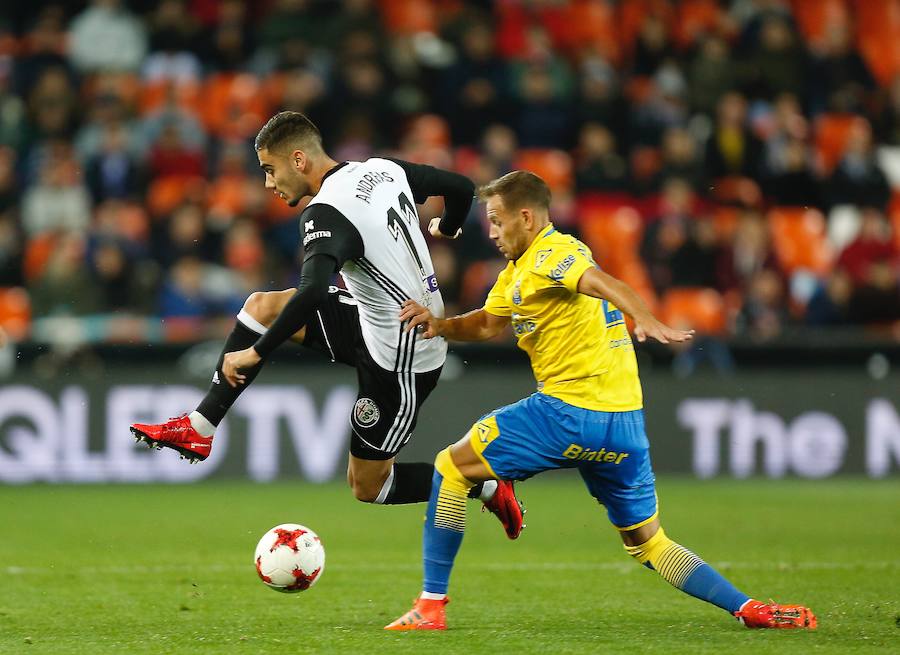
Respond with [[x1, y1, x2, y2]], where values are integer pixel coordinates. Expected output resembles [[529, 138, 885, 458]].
[[674, 0, 723, 49], [852, 0, 900, 85], [814, 113, 867, 174], [890, 192, 900, 251], [139, 79, 203, 116], [565, 0, 620, 63], [711, 206, 740, 243], [378, 0, 437, 34], [201, 73, 270, 139], [579, 205, 644, 269], [791, 0, 849, 46], [660, 287, 727, 335], [768, 207, 833, 276], [0, 287, 30, 341], [513, 149, 574, 193], [23, 234, 56, 281], [617, 0, 674, 56], [147, 176, 206, 218]]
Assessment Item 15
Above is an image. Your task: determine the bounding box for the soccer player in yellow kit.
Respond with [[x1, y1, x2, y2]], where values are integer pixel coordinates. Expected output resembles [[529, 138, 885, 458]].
[[385, 171, 816, 632]]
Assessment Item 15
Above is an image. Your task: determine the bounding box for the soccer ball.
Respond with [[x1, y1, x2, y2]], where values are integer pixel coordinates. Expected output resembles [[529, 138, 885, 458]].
[[254, 523, 325, 593]]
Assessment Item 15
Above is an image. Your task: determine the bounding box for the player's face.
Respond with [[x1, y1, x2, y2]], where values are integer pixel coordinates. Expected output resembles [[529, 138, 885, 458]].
[[486, 196, 530, 260], [257, 147, 310, 207]]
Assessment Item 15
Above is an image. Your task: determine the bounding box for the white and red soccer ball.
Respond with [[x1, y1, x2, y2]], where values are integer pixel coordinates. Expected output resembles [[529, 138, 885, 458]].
[[254, 523, 325, 592]]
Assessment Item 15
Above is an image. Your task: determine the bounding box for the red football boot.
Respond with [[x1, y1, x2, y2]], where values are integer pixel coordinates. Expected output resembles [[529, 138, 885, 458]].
[[384, 596, 448, 631], [482, 480, 525, 540], [130, 414, 212, 463], [734, 599, 817, 629]]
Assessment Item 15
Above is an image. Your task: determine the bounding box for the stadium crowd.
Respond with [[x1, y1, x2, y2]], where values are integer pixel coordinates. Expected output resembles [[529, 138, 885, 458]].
[[0, 0, 899, 347]]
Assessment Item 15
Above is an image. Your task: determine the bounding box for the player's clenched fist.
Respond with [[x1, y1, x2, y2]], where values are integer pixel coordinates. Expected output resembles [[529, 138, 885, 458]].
[[400, 300, 440, 338]]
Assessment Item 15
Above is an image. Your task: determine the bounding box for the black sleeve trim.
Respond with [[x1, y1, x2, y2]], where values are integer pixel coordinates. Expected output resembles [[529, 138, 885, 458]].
[[252, 254, 337, 358], [301, 204, 364, 264], [387, 158, 475, 237]]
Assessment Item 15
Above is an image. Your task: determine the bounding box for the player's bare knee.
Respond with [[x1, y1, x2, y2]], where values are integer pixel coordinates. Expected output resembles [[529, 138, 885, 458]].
[[243, 292, 271, 325]]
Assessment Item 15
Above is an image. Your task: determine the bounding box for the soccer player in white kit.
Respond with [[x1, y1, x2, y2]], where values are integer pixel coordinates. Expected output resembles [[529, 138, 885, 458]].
[[131, 112, 523, 533]]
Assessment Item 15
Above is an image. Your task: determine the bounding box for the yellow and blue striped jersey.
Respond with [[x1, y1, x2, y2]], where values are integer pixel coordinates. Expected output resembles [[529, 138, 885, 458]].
[[483, 224, 643, 412]]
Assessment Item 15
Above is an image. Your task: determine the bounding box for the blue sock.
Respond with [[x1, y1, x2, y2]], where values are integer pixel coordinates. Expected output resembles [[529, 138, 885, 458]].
[[680, 563, 751, 613], [626, 528, 750, 614], [422, 465, 468, 594]]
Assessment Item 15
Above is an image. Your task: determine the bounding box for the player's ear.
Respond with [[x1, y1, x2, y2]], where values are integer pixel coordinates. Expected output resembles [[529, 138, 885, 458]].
[[291, 149, 306, 171], [520, 207, 534, 229]]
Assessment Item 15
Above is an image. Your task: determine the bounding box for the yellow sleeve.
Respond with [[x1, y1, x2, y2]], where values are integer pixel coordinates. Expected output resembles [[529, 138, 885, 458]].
[[483, 263, 514, 317], [533, 240, 597, 294]]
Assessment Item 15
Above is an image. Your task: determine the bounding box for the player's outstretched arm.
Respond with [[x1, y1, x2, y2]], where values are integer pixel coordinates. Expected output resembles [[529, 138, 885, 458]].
[[576, 267, 694, 344], [399, 301, 507, 342]]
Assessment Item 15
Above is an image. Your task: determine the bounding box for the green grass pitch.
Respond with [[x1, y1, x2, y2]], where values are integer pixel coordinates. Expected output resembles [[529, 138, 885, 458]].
[[1, 476, 897, 654]]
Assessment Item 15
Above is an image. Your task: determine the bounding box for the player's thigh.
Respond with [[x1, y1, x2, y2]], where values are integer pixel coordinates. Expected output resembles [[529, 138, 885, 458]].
[[578, 409, 658, 531], [242, 289, 298, 330], [467, 393, 581, 482], [348, 361, 441, 461], [302, 286, 362, 364]]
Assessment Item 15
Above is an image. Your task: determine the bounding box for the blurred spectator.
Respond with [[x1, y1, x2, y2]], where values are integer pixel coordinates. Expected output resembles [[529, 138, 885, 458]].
[[513, 62, 573, 148], [806, 269, 852, 326], [705, 91, 763, 179], [147, 121, 205, 179], [807, 24, 875, 116], [652, 127, 706, 193], [738, 13, 806, 101], [837, 207, 897, 285], [85, 124, 145, 203], [202, 0, 255, 72], [875, 75, 900, 146], [688, 34, 736, 117], [848, 260, 900, 324], [826, 119, 891, 210], [736, 268, 788, 340], [28, 231, 101, 316], [762, 137, 821, 206], [574, 56, 627, 140], [0, 59, 27, 151], [152, 202, 216, 269], [74, 90, 143, 163], [629, 62, 689, 147], [632, 14, 676, 77], [158, 255, 214, 318], [0, 146, 18, 213], [439, 19, 510, 145], [21, 145, 92, 237], [0, 210, 23, 286], [142, 0, 203, 84], [68, 0, 148, 74], [88, 238, 141, 311], [574, 123, 628, 193], [641, 178, 705, 293], [717, 208, 778, 292], [25, 66, 79, 146], [13, 5, 72, 98]]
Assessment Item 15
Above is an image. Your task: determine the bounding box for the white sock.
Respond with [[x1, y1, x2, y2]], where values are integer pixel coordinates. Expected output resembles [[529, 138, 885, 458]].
[[189, 411, 216, 437], [420, 591, 446, 600], [479, 479, 498, 502]]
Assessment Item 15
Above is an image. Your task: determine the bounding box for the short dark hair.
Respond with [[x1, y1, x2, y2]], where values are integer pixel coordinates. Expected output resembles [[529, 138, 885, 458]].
[[477, 170, 551, 212], [254, 111, 322, 154]]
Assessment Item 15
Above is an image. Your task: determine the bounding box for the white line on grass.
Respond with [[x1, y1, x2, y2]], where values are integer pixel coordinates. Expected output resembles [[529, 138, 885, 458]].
[[4, 561, 899, 576]]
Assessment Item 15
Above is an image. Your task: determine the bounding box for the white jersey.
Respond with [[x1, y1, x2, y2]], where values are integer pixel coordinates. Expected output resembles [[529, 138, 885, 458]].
[[304, 158, 447, 373]]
